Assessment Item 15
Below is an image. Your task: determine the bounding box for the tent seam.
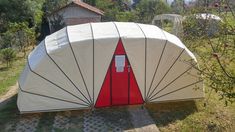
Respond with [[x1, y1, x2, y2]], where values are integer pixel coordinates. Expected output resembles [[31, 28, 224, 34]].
[[27, 42, 90, 105], [146, 41, 167, 99], [150, 80, 203, 101], [135, 23, 147, 102], [18, 83, 89, 106], [44, 34, 91, 104], [148, 49, 185, 98], [149, 63, 197, 100]]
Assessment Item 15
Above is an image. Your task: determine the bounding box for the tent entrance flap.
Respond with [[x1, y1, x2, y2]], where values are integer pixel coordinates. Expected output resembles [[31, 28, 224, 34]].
[[95, 40, 144, 107]]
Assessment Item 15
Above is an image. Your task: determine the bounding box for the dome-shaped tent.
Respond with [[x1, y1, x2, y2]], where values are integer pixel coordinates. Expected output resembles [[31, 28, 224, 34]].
[[18, 22, 204, 113]]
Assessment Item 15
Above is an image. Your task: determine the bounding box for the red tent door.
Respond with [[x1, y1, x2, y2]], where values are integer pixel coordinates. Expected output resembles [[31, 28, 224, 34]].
[[95, 40, 143, 107], [111, 54, 129, 105]]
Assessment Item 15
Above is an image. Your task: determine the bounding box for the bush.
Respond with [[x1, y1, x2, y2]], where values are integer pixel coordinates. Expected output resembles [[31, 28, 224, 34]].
[[0, 48, 16, 67], [183, 15, 223, 38]]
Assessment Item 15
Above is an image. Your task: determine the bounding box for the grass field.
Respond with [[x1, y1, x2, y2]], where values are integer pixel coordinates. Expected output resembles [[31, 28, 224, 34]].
[[146, 89, 235, 132], [0, 56, 26, 96]]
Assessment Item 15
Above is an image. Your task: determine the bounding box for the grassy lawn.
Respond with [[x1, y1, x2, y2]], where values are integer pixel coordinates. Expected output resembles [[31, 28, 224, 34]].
[[0, 54, 26, 96], [146, 90, 235, 131]]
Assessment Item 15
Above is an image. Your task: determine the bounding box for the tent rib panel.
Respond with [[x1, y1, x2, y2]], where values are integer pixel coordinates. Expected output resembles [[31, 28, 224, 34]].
[[19, 84, 89, 106], [136, 23, 147, 101], [43, 41, 91, 105], [149, 64, 196, 100], [66, 27, 92, 104], [90, 23, 95, 105], [150, 80, 203, 101], [148, 49, 185, 98], [27, 58, 90, 105], [146, 41, 167, 99]]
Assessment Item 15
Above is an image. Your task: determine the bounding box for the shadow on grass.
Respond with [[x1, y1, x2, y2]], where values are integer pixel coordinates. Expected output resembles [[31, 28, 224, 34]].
[[145, 100, 197, 127]]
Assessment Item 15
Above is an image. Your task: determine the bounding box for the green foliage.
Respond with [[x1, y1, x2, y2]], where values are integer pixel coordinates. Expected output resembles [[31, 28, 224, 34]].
[[42, 0, 68, 14], [0, 48, 16, 67], [182, 3, 235, 103], [97, 0, 170, 23], [0, 0, 36, 32], [116, 11, 138, 22], [135, 0, 171, 23], [171, 0, 185, 14], [0, 32, 14, 49], [4, 22, 36, 56], [96, 0, 123, 21], [83, 0, 96, 6]]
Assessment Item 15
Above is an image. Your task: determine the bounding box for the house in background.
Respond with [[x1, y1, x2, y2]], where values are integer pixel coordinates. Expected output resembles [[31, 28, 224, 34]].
[[47, 0, 104, 33]]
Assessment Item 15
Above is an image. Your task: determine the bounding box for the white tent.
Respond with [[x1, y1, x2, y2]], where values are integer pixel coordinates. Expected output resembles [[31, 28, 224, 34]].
[[195, 13, 222, 21], [152, 14, 183, 36], [17, 22, 204, 113]]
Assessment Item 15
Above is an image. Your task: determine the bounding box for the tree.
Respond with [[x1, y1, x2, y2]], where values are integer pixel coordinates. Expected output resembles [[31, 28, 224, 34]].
[[0, 48, 16, 67], [116, 12, 138, 22], [171, 0, 185, 14], [96, 0, 119, 21], [0, 0, 34, 32], [182, 0, 235, 104], [83, 0, 96, 6], [42, 0, 68, 14], [6, 22, 36, 57], [135, 0, 171, 23]]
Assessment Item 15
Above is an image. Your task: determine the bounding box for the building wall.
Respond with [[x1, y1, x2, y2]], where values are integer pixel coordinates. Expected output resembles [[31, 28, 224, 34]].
[[48, 4, 102, 33], [65, 17, 101, 25], [61, 5, 100, 19]]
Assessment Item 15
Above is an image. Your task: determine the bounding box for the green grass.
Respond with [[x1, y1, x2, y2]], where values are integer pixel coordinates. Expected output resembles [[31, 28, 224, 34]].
[[146, 90, 235, 131], [0, 57, 26, 96]]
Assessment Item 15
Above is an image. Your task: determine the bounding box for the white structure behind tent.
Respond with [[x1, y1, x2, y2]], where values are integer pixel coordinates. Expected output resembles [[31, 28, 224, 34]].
[[152, 14, 183, 36]]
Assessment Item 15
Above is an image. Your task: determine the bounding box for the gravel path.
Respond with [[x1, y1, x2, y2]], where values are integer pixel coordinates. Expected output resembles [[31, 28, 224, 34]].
[[128, 106, 160, 132]]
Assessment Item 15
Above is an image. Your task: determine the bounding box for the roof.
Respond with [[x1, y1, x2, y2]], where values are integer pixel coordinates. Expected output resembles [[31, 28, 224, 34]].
[[50, 0, 104, 16]]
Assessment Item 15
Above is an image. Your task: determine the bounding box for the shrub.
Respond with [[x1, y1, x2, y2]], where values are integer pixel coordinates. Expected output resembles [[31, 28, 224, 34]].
[[0, 48, 16, 67]]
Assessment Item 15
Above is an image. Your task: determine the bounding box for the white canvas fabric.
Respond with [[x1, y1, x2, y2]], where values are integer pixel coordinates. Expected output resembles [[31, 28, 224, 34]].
[[17, 22, 204, 113]]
